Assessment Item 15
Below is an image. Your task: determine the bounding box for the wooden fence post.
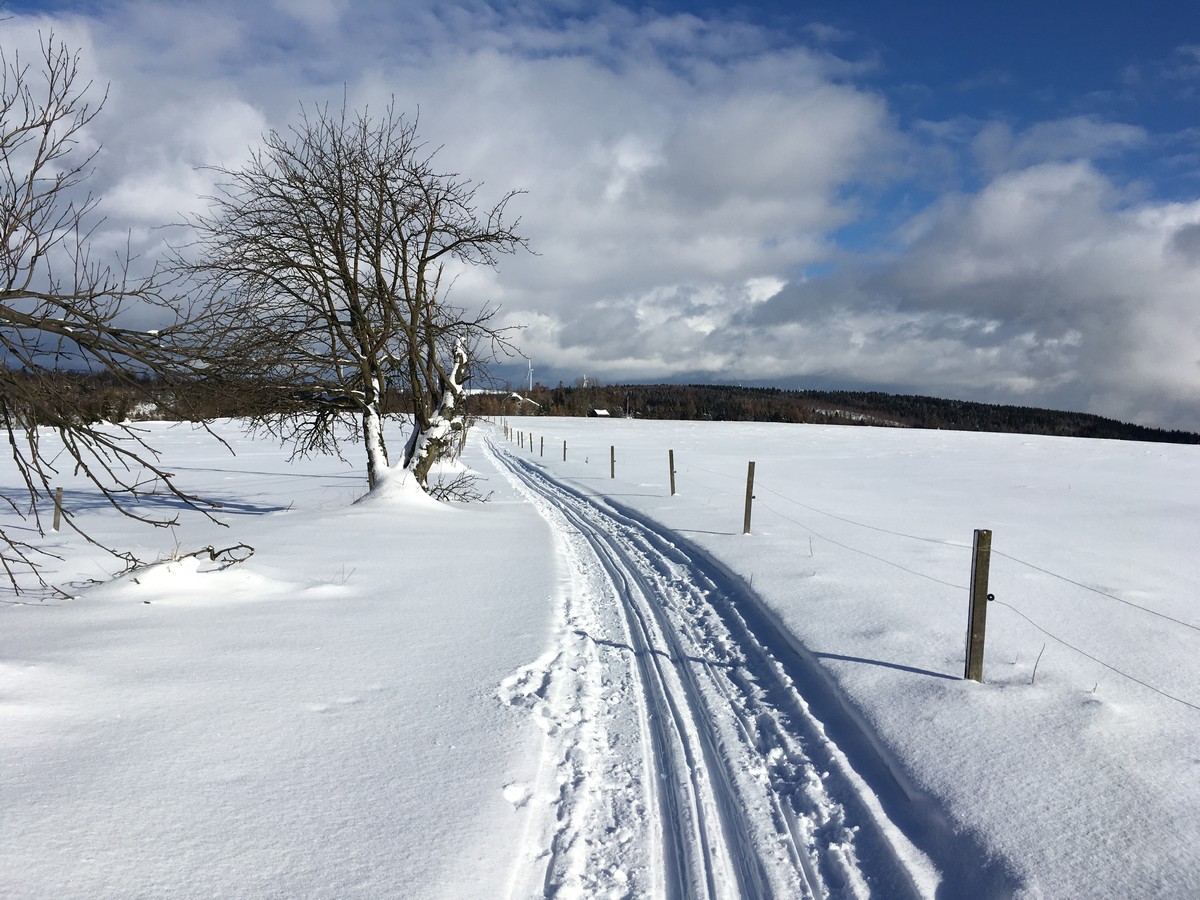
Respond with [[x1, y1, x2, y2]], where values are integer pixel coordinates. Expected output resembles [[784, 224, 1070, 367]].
[[964, 529, 993, 682], [540, 436, 544, 457], [743, 461, 756, 534], [610, 445, 615, 479], [52, 486, 63, 532], [563, 440, 567, 462], [668, 449, 676, 496]]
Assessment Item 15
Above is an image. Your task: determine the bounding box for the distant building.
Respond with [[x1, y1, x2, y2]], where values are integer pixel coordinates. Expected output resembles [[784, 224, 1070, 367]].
[[588, 408, 610, 417], [509, 392, 542, 409]]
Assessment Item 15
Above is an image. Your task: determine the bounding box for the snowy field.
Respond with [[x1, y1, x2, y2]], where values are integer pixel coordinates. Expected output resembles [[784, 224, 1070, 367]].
[[2, 416, 1199, 897]]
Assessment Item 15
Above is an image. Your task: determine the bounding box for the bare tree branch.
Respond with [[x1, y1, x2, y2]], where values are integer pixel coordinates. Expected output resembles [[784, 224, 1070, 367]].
[[1, 31, 221, 591], [183, 99, 528, 493]]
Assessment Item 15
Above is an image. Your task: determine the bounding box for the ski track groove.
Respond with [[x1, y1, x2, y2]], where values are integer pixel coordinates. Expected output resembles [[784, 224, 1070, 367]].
[[489, 438, 936, 899]]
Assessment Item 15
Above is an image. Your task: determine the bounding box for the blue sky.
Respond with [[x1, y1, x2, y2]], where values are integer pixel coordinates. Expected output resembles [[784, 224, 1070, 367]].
[[660, 1, 1197, 129], [656, 0, 1200, 195], [6, 0, 1200, 428]]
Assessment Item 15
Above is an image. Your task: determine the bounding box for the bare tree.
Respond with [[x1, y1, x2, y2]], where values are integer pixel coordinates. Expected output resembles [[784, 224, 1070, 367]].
[[1, 33, 215, 590], [188, 101, 526, 492]]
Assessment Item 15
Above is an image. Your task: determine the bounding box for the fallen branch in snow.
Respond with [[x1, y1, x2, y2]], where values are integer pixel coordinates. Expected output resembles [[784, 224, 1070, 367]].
[[428, 471, 493, 503], [123, 543, 257, 584], [177, 543, 255, 568]]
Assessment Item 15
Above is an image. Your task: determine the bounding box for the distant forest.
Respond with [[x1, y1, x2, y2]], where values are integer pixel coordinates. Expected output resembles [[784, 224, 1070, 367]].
[[470, 382, 1200, 445], [14, 371, 1197, 445]]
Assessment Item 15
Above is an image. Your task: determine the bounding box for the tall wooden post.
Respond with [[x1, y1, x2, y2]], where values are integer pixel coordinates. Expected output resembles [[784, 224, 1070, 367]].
[[52, 487, 63, 532], [964, 529, 993, 682], [610, 445, 615, 479], [563, 440, 567, 462], [668, 449, 676, 496], [743, 461, 756, 534], [540, 436, 544, 457]]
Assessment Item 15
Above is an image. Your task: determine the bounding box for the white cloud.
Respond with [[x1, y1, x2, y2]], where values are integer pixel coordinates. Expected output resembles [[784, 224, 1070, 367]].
[[745, 277, 785, 304], [972, 116, 1147, 176], [271, 0, 349, 34], [103, 99, 269, 222], [749, 161, 1200, 426], [4, 1, 1197, 428]]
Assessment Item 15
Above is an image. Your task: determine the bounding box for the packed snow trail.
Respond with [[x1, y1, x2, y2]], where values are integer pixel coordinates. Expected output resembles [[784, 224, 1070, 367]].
[[488, 438, 955, 899]]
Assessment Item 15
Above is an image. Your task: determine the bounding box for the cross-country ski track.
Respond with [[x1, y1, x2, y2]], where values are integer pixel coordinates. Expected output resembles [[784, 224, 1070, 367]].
[[487, 436, 1017, 899]]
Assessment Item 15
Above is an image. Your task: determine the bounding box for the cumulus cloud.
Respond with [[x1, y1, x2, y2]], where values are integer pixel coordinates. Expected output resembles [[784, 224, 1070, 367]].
[[887, 163, 1200, 425], [4, 0, 1197, 428], [971, 117, 1147, 176], [750, 161, 1200, 425]]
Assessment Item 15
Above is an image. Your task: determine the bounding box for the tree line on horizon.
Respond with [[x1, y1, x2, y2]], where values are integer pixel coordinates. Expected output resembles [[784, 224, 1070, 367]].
[[16, 371, 1198, 447], [468, 382, 1200, 445]]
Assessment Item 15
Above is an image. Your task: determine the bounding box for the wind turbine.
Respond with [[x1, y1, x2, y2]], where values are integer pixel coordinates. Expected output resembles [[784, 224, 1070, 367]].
[[527, 359, 533, 391]]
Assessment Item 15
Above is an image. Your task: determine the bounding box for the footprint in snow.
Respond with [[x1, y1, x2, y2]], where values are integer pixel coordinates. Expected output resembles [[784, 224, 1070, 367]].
[[502, 782, 532, 809]]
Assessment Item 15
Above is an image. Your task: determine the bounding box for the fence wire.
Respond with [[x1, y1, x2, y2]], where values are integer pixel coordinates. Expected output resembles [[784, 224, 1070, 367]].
[[992, 599, 1200, 713], [993, 549, 1200, 635], [493, 423, 1200, 711]]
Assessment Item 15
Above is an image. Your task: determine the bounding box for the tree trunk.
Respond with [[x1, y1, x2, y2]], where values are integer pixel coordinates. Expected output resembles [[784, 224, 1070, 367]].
[[403, 342, 469, 489], [362, 374, 389, 490]]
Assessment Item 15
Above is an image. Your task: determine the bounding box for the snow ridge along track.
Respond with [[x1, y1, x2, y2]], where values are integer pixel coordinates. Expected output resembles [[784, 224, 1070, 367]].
[[489, 439, 942, 899]]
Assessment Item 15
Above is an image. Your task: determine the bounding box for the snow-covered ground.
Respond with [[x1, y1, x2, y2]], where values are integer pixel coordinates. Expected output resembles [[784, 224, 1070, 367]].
[[3, 417, 1198, 897], [1, 422, 560, 898]]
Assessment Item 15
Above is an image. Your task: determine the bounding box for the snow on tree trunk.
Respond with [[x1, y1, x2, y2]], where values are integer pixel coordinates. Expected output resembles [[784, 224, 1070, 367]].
[[363, 375, 389, 490], [404, 342, 469, 490]]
